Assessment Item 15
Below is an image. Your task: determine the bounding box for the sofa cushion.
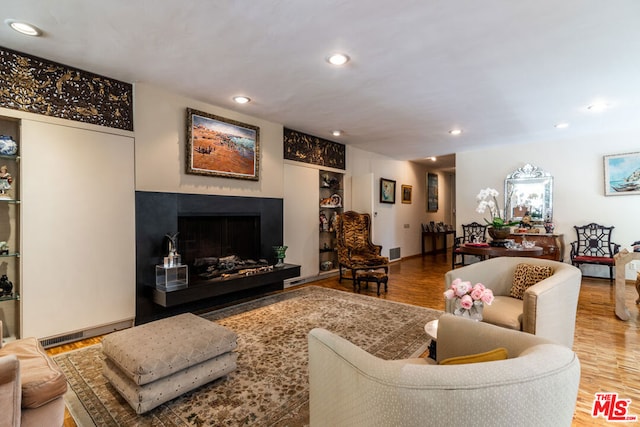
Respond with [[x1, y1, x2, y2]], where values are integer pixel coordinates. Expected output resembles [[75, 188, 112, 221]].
[[483, 296, 523, 330], [510, 263, 554, 299], [0, 337, 68, 409], [439, 347, 508, 365]]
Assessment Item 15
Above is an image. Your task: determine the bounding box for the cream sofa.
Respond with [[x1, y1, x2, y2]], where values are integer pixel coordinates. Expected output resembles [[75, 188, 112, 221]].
[[0, 321, 67, 427], [445, 257, 581, 348], [308, 314, 580, 427]]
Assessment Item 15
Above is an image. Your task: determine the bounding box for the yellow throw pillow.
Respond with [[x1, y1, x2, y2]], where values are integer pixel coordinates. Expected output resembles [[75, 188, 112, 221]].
[[509, 263, 554, 299], [439, 347, 508, 365]]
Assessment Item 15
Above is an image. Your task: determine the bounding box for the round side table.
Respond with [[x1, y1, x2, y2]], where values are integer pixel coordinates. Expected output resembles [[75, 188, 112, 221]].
[[424, 319, 438, 360]]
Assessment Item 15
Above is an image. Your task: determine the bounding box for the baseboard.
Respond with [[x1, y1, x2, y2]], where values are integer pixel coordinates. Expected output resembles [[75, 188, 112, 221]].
[[39, 318, 134, 348]]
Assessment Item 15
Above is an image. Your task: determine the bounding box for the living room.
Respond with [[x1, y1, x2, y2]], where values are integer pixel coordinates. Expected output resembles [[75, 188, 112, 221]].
[[1, 2, 640, 426]]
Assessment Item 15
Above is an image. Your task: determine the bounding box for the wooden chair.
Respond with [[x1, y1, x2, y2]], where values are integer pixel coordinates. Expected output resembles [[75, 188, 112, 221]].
[[570, 223, 620, 282], [335, 211, 389, 284], [452, 222, 488, 268]]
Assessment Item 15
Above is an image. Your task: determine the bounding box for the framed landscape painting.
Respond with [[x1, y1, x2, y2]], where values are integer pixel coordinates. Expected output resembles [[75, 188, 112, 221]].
[[604, 152, 640, 196], [380, 178, 396, 204], [186, 108, 260, 180]]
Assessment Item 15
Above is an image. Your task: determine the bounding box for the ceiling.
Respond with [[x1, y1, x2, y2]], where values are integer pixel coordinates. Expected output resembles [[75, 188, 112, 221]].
[[2, 1, 640, 172]]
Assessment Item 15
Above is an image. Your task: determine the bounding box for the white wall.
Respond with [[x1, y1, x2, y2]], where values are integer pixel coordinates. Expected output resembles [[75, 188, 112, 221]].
[[456, 129, 640, 279], [134, 83, 284, 198]]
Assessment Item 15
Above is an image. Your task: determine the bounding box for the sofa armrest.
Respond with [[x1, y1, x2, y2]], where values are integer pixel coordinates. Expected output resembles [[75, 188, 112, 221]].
[[0, 354, 21, 427], [522, 266, 582, 348]]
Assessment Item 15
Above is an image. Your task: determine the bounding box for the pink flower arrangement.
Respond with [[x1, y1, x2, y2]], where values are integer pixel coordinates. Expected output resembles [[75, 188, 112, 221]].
[[444, 278, 494, 309]]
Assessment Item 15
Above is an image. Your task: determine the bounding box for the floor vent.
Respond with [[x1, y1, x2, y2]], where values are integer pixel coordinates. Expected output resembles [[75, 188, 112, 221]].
[[40, 332, 84, 348], [389, 247, 401, 260], [38, 319, 134, 348]]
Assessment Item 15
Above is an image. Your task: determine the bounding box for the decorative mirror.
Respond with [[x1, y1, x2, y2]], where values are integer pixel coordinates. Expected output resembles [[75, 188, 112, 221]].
[[504, 164, 553, 222]]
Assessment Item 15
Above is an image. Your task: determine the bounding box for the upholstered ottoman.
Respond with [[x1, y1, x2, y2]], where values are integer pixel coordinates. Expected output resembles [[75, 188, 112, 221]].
[[101, 313, 237, 414], [355, 269, 389, 295]]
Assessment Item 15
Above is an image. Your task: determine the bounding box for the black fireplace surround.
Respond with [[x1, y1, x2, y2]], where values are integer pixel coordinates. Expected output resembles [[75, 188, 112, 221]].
[[135, 191, 294, 325]]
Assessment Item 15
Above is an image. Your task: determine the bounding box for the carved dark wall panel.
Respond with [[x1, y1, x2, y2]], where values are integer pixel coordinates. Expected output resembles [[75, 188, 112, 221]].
[[283, 127, 345, 170], [0, 47, 133, 131]]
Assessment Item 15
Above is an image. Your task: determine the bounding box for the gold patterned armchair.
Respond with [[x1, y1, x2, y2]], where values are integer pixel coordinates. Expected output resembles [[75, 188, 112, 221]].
[[335, 211, 389, 283]]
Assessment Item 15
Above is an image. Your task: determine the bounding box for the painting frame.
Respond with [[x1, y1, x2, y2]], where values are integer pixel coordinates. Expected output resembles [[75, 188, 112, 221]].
[[380, 178, 396, 204], [427, 173, 438, 212], [186, 108, 260, 181], [604, 152, 640, 196], [401, 184, 412, 204]]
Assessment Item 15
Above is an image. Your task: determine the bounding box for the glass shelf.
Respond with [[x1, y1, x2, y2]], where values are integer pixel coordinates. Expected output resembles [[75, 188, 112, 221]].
[[0, 199, 20, 204], [0, 154, 19, 161], [0, 293, 20, 302], [0, 252, 19, 257]]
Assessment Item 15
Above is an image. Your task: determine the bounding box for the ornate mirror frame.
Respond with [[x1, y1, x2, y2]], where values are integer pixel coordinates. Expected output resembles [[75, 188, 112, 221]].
[[504, 164, 553, 222]]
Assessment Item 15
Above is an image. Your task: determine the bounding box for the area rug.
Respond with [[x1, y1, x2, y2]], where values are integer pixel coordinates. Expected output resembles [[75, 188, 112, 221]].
[[54, 286, 442, 426]]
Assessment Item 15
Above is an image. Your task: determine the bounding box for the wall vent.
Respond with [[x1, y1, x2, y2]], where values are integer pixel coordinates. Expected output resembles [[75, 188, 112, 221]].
[[389, 247, 401, 261]]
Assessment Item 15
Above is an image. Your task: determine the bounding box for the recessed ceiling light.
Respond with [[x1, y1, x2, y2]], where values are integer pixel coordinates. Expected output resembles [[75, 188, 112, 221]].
[[332, 130, 342, 137], [429, 157, 437, 162], [449, 129, 462, 136], [587, 102, 609, 112], [5, 19, 42, 36], [232, 96, 251, 104], [327, 53, 350, 66], [555, 122, 570, 129]]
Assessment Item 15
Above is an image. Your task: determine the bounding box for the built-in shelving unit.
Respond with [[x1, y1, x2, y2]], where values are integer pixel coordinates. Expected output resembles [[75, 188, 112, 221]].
[[0, 116, 21, 342], [319, 169, 343, 273]]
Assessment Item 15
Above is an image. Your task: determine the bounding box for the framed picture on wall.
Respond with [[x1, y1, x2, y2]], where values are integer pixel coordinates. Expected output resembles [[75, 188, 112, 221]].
[[604, 151, 640, 196], [401, 185, 412, 204], [427, 173, 438, 211], [380, 178, 396, 204], [186, 108, 260, 180]]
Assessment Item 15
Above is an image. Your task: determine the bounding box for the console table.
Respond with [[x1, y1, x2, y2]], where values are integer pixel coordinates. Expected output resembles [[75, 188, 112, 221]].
[[509, 233, 564, 261], [422, 230, 455, 255]]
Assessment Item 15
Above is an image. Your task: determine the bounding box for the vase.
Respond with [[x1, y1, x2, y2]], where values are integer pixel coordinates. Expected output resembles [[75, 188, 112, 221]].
[[453, 299, 484, 321], [488, 227, 511, 241], [273, 245, 288, 267]]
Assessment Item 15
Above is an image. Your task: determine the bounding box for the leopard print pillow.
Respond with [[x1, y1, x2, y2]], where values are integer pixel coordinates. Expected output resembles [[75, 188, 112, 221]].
[[510, 263, 554, 299]]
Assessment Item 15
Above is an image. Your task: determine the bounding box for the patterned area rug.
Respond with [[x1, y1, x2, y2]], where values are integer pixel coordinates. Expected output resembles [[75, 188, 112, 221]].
[[54, 286, 441, 426]]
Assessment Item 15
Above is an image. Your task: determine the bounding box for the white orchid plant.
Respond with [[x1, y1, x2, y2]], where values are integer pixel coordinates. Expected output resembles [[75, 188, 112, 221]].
[[476, 187, 519, 229]]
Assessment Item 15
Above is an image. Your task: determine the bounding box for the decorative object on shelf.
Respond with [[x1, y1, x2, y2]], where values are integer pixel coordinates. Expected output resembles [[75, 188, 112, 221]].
[[0, 165, 12, 198], [319, 193, 342, 208], [476, 187, 518, 246], [0, 274, 13, 297], [164, 232, 181, 267], [329, 211, 337, 232], [186, 108, 260, 181], [320, 260, 333, 271], [321, 173, 340, 189], [444, 278, 494, 322], [604, 151, 640, 195], [319, 212, 329, 231], [0, 241, 9, 255], [273, 245, 288, 267], [380, 177, 396, 204], [0, 135, 18, 156]]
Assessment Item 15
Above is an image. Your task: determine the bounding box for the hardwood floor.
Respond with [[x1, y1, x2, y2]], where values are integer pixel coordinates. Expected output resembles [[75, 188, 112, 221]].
[[48, 253, 639, 426]]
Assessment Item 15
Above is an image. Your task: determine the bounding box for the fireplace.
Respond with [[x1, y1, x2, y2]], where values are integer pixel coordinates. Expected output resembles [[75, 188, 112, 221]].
[[135, 191, 297, 325], [178, 215, 266, 284]]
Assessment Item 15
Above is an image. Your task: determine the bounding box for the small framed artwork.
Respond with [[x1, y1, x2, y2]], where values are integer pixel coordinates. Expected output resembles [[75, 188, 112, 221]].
[[186, 108, 260, 180], [380, 178, 396, 204], [427, 173, 438, 211], [401, 184, 412, 204], [604, 152, 640, 196]]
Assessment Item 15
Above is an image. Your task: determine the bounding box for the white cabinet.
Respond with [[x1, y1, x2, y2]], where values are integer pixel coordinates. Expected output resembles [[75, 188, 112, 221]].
[[21, 120, 135, 339]]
